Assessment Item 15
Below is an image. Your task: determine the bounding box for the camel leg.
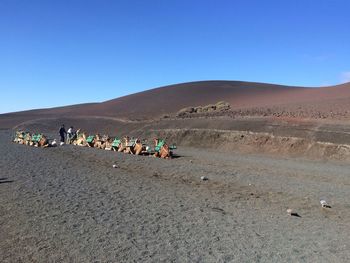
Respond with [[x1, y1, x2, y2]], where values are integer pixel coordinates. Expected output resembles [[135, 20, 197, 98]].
[[135, 148, 142, 155]]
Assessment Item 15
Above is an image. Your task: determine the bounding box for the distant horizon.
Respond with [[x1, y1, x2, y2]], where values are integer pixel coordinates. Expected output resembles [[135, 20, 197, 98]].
[[1, 0, 349, 113]]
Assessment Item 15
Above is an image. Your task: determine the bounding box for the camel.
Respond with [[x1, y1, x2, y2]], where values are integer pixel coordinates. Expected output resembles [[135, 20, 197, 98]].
[[123, 136, 134, 154], [103, 138, 113, 150], [23, 132, 32, 145], [92, 134, 103, 148], [84, 134, 101, 148], [111, 136, 147, 154], [130, 138, 148, 155], [117, 136, 130, 152], [86, 135, 95, 147], [36, 134, 49, 147], [132, 139, 143, 155], [73, 130, 88, 146], [13, 130, 26, 144], [97, 134, 110, 149], [30, 133, 49, 147], [122, 137, 145, 154], [100, 135, 113, 150], [111, 138, 122, 151], [13, 131, 30, 145], [153, 138, 172, 159]]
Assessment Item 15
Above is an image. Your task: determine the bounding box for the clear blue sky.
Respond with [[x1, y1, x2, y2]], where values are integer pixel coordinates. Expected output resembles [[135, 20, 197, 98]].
[[1, 0, 349, 113]]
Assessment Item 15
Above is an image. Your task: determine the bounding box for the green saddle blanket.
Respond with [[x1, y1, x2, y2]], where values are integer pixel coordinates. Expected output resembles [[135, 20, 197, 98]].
[[32, 134, 42, 142], [86, 136, 95, 143], [155, 140, 165, 152], [112, 138, 121, 147]]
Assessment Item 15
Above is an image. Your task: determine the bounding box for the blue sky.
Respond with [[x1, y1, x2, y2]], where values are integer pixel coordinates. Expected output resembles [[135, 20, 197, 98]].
[[0, 0, 349, 113]]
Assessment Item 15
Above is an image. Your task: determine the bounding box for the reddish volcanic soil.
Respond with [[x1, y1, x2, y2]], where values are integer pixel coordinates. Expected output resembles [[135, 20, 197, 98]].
[[2, 81, 350, 125], [2, 82, 350, 262], [2, 80, 350, 160]]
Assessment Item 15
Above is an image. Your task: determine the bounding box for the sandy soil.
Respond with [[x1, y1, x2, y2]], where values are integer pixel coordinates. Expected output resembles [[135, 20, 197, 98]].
[[1, 130, 350, 262]]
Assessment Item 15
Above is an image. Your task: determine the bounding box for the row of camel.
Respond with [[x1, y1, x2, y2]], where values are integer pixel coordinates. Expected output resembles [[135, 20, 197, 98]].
[[70, 130, 174, 158], [13, 130, 175, 159], [13, 131, 54, 148]]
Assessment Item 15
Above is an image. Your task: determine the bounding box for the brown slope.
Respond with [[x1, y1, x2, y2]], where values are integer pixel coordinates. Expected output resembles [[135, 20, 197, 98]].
[[1, 80, 350, 128], [71, 81, 308, 119], [71, 80, 350, 119]]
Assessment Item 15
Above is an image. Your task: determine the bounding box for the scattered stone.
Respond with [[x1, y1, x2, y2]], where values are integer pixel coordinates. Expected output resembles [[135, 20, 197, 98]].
[[112, 164, 118, 168], [287, 208, 301, 217], [200, 176, 208, 181], [320, 199, 331, 208]]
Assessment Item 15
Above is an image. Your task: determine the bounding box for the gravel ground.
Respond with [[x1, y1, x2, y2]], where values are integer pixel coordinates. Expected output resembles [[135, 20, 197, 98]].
[[1, 130, 350, 262]]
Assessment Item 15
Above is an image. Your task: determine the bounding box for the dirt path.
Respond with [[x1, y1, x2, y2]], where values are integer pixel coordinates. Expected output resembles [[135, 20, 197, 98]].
[[1, 130, 350, 262]]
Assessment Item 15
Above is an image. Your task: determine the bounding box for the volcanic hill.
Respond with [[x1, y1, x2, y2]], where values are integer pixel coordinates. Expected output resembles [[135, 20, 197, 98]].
[[3, 80, 350, 160], [2, 80, 350, 128]]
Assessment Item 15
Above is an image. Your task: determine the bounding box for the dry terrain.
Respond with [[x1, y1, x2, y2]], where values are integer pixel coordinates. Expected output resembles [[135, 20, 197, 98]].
[[2, 80, 350, 262], [1, 130, 350, 262], [2, 81, 350, 127]]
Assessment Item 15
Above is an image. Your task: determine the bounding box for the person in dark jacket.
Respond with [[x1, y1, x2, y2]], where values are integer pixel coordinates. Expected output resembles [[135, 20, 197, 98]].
[[59, 124, 67, 144]]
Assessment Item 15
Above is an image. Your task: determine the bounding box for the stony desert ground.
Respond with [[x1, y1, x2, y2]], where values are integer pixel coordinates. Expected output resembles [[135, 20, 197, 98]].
[[1, 129, 350, 262], [2, 80, 350, 262]]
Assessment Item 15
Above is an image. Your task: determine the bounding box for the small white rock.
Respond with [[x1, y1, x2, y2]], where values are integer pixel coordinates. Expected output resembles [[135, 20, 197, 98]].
[[200, 176, 208, 181], [112, 164, 118, 168], [320, 200, 329, 207]]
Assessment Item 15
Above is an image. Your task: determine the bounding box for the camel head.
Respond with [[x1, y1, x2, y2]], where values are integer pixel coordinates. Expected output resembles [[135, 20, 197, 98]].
[[160, 144, 171, 159], [124, 136, 130, 144], [102, 134, 109, 142]]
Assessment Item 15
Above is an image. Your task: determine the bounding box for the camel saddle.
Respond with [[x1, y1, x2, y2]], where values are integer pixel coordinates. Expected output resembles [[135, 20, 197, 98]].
[[112, 138, 121, 147], [32, 134, 42, 143], [86, 135, 95, 143], [155, 140, 165, 152]]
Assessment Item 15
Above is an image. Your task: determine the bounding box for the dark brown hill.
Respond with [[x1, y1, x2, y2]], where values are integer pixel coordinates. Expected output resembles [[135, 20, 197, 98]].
[[1, 80, 350, 128]]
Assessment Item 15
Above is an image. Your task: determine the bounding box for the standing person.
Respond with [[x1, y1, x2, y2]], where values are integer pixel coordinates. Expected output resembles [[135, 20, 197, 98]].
[[67, 126, 74, 144], [59, 124, 67, 145]]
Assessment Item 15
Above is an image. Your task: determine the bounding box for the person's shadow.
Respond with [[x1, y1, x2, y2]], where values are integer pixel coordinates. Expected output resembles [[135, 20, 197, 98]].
[[0, 178, 14, 184]]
